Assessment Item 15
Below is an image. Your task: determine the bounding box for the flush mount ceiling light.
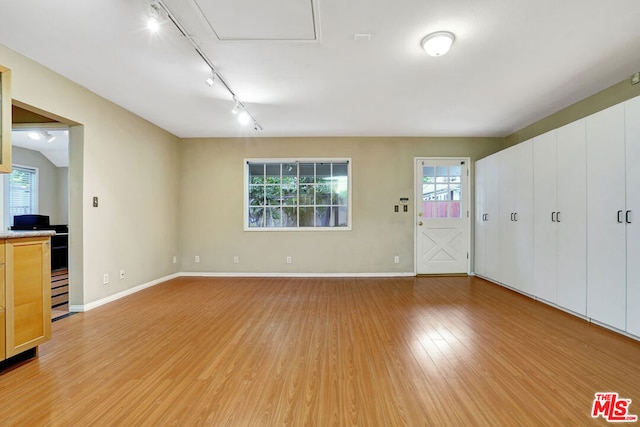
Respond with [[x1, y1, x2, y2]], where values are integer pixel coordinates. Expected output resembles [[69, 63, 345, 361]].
[[27, 130, 55, 142], [421, 31, 455, 57]]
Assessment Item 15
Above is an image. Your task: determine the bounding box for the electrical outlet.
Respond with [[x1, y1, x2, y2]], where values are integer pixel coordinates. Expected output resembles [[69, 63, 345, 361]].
[[632, 72, 640, 85], [233, 256, 239, 264], [394, 256, 400, 264], [286, 256, 292, 264], [119, 270, 125, 280], [103, 273, 109, 285], [195, 255, 200, 263], [173, 256, 177, 264]]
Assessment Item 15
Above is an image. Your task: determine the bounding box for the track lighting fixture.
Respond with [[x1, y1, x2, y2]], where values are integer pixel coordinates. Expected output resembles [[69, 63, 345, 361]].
[[147, 0, 262, 131]]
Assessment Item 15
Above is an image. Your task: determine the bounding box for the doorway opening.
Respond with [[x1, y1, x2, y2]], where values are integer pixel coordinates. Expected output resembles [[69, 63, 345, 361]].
[[9, 102, 82, 321]]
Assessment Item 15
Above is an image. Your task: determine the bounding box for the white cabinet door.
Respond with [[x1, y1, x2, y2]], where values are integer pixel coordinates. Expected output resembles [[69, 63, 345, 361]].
[[484, 155, 501, 281], [625, 96, 640, 336], [586, 103, 627, 330], [474, 158, 488, 277], [499, 141, 534, 294], [533, 130, 558, 303], [513, 141, 534, 295], [498, 148, 518, 287], [556, 119, 587, 315]]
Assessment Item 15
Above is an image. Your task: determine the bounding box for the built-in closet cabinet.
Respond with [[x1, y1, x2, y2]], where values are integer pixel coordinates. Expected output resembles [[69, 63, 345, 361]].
[[475, 93, 640, 341], [586, 103, 628, 331], [474, 141, 534, 295], [474, 155, 500, 280], [498, 141, 534, 294], [532, 121, 587, 315]]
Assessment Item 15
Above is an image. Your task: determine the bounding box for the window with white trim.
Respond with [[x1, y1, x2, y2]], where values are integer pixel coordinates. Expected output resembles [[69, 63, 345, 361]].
[[9, 165, 38, 220], [245, 159, 351, 230]]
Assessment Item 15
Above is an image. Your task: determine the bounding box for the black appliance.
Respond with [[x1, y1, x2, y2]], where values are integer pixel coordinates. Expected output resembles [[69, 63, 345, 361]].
[[12, 214, 68, 271]]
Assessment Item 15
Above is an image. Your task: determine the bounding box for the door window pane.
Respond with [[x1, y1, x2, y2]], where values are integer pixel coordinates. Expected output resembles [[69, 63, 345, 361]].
[[421, 163, 464, 219]]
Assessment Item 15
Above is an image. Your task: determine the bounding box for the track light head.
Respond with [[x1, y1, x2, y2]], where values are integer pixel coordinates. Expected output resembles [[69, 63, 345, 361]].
[[231, 100, 241, 115], [147, 2, 162, 32], [237, 110, 251, 126], [205, 74, 215, 87]]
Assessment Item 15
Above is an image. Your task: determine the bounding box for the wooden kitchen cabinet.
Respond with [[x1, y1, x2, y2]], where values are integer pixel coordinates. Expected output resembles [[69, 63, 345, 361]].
[[4, 236, 51, 359], [0, 242, 5, 361]]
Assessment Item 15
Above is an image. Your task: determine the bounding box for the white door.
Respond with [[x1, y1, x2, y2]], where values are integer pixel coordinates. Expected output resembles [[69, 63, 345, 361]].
[[483, 155, 501, 281], [556, 119, 587, 315], [625, 96, 640, 336], [533, 130, 558, 303], [498, 142, 534, 294], [586, 103, 627, 330], [415, 158, 469, 274], [474, 157, 488, 277]]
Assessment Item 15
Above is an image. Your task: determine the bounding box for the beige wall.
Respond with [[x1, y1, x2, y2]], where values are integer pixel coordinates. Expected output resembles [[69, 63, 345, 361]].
[[1, 44, 180, 306], [179, 137, 503, 274], [11, 146, 67, 225], [506, 78, 640, 147]]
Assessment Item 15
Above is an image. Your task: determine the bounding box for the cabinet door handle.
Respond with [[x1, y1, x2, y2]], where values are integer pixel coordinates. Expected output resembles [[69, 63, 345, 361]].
[[627, 210, 632, 224], [510, 213, 514, 221], [556, 212, 561, 223], [618, 210, 624, 223], [514, 212, 518, 222], [484, 213, 488, 221], [551, 212, 556, 222]]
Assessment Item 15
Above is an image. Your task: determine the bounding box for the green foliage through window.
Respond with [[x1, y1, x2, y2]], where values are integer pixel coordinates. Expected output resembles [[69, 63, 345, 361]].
[[247, 160, 350, 229]]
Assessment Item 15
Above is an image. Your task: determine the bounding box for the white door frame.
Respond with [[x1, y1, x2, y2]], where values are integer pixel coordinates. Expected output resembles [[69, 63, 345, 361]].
[[414, 157, 471, 275]]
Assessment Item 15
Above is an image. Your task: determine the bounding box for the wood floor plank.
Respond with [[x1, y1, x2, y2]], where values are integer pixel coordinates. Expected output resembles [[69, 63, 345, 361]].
[[1, 275, 639, 426]]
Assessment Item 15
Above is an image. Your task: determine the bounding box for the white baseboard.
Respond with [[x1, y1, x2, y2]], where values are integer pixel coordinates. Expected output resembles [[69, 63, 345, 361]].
[[179, 271, 416, 278], [69, 273, 180, 312]]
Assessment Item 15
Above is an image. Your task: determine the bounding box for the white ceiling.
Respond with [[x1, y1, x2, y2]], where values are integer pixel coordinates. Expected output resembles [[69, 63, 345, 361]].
[[11, 129, 69, 167], [1, 0, 640, 139]]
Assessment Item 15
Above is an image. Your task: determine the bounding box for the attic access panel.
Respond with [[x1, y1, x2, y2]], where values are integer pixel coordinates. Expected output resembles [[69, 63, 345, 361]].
[[194, 0, 317, 41]]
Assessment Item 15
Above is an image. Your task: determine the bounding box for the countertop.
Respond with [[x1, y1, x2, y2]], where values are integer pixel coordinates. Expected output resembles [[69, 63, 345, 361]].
[[0, 230, 56, 239]]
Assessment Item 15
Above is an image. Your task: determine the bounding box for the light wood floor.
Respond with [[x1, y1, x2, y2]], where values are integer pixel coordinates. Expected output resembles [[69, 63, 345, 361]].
[[1, 276, 639, 426]]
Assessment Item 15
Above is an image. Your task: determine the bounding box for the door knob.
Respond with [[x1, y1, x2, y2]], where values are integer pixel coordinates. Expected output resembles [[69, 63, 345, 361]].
[[418, 221, 423, 226]]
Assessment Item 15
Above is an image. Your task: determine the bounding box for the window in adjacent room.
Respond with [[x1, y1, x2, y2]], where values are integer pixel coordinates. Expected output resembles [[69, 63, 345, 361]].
[[8, 165, 38, 219], [245, 159, 351, 230]]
